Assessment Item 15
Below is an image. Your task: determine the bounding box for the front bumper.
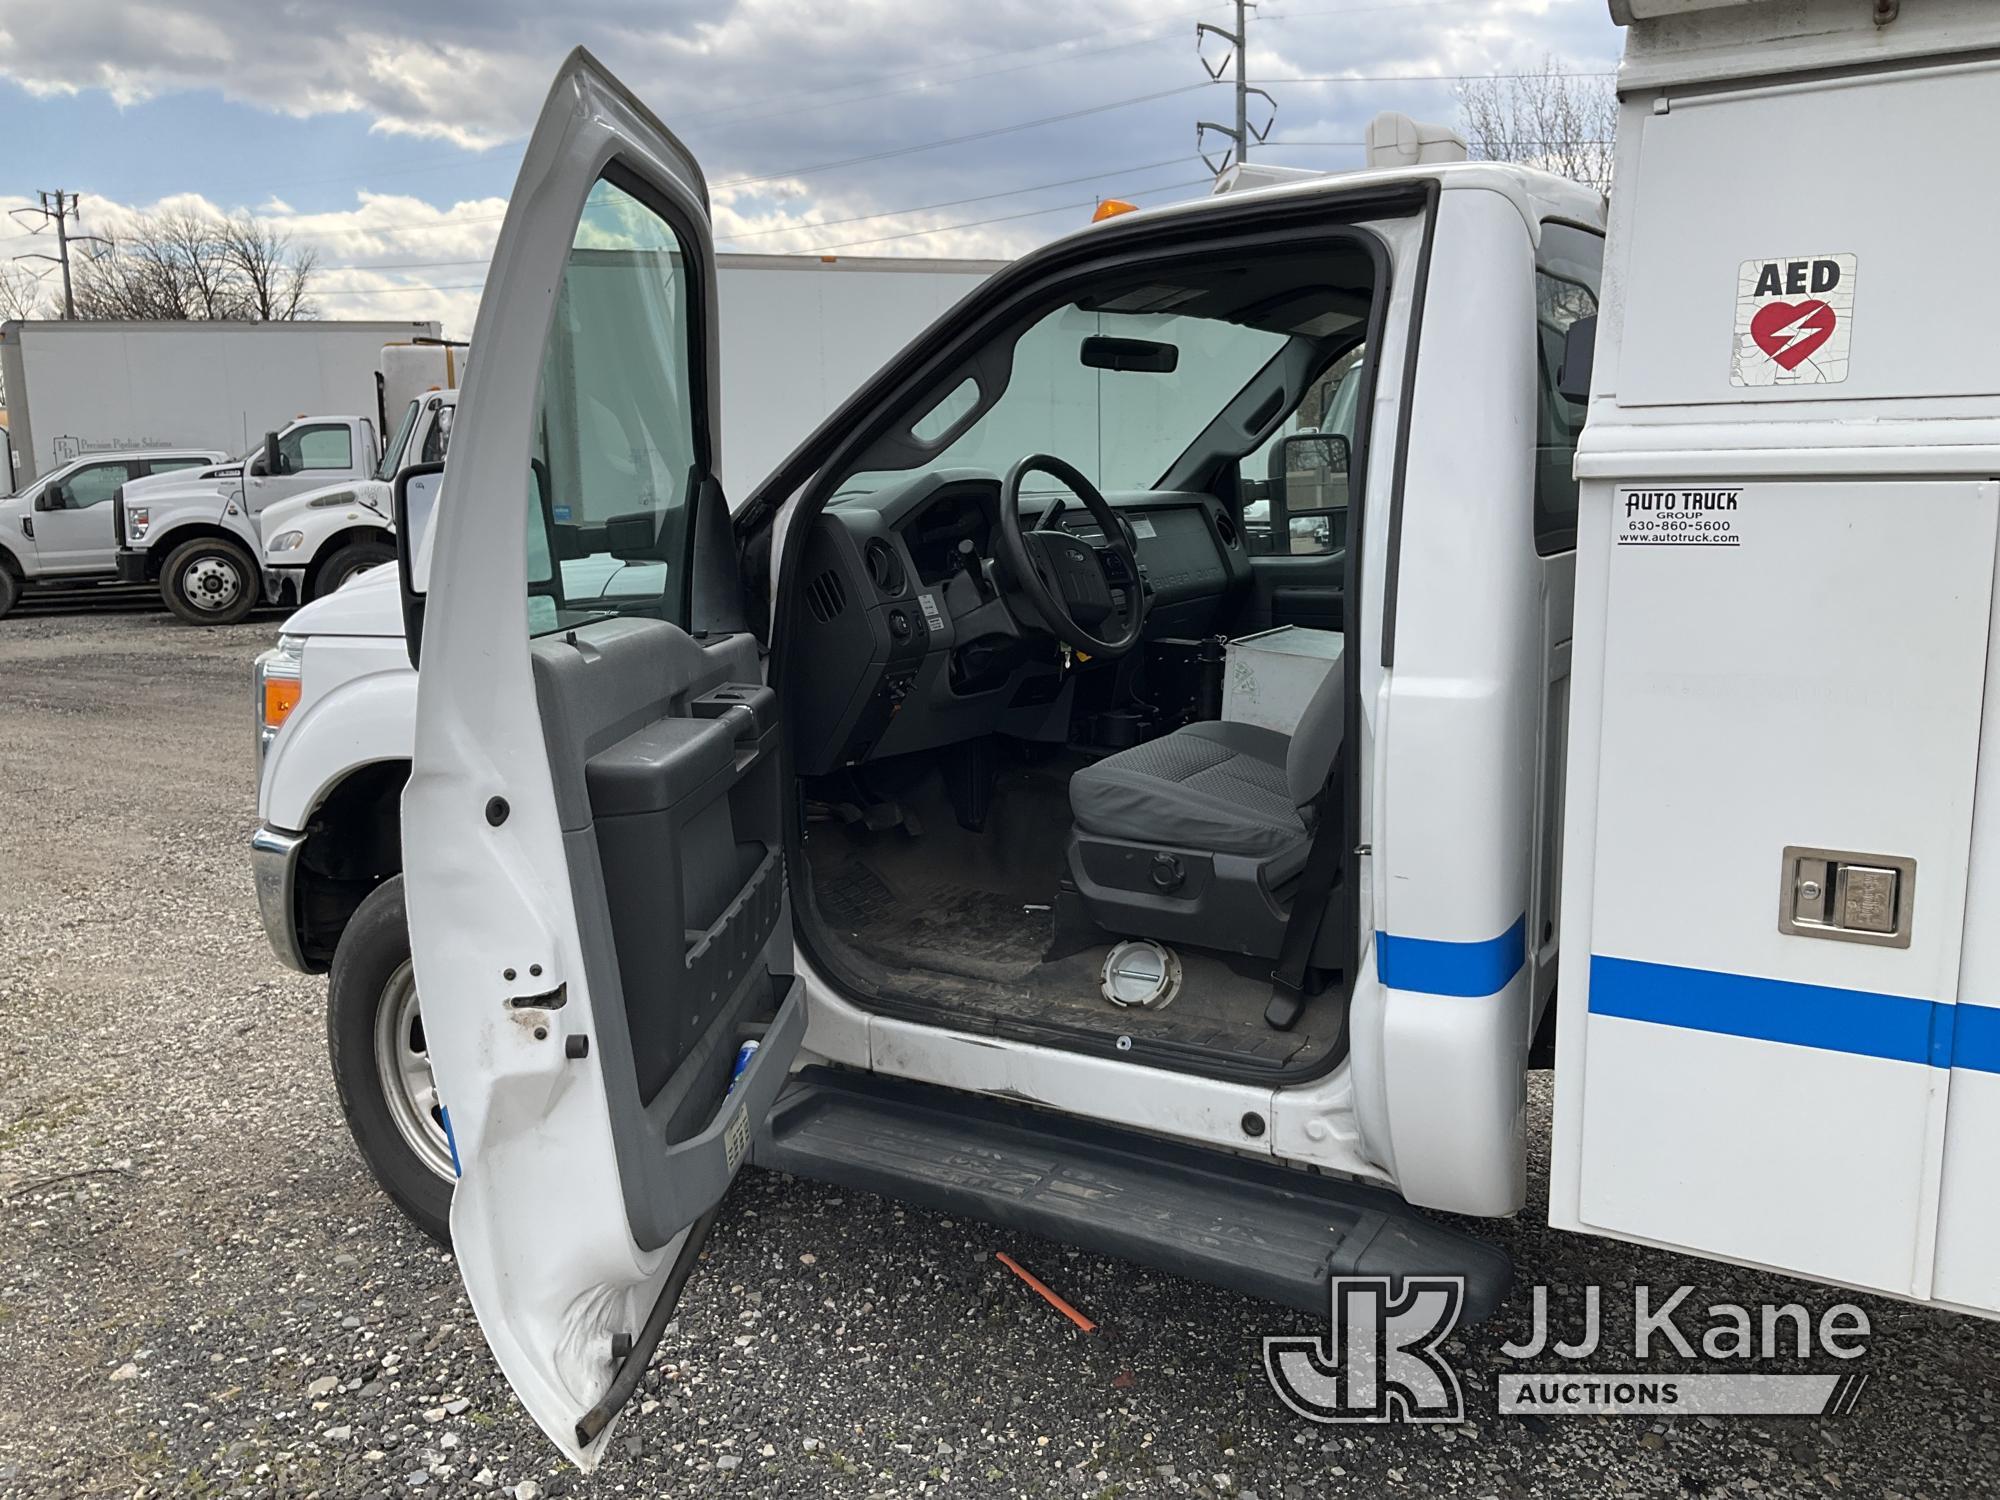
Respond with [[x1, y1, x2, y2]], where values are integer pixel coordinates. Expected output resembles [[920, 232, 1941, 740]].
[[250, 824, 312, 973], [114, 548, 147, 584], [263, 565, 306, 608]]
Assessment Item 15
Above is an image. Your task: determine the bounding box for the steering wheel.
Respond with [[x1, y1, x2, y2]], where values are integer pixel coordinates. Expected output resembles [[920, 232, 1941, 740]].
[[995, 453, 1150, 658]]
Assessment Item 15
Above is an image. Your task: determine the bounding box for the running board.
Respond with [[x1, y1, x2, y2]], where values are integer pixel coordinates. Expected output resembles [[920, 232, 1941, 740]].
[[753, 1068, 1511, 1324]]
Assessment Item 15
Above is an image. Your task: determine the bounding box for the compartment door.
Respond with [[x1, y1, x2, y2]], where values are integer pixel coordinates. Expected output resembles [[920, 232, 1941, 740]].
[[402, 50, 802, 1467], [1555, 478, 1996, 1296]]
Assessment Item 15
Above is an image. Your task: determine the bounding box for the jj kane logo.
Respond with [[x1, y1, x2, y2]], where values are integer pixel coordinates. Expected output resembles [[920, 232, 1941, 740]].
[[1264, 1279, 1873, 1424]]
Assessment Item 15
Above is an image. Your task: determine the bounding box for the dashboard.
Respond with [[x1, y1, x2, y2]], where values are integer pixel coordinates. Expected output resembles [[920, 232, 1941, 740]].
[[791, 467, 1252, 775]]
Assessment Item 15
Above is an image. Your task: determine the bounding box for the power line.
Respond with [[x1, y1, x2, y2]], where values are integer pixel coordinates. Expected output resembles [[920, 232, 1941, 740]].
[[788, 179, 1208, 256], [311, 174, 1214, 299], [717, 156, 1198, 242], [677, 5, 1226, 129], [307, 155, 1205, 275], [712, 81, 1217, 191], [1251, 70, 1616, 83]]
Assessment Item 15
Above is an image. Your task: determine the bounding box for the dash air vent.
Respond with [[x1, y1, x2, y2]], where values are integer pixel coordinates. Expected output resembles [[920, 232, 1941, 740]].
[[863, 537, 907, 598], [1215, 511, 1241, 549], [806, 569, 848, 624]]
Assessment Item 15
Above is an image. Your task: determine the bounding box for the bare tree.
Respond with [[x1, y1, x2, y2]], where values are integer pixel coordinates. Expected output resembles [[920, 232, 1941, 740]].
[[221, 215, 318, 320], [1456, 56, 1616, 193], [0, 262, 51, 321], [71, 208, 319, 321]]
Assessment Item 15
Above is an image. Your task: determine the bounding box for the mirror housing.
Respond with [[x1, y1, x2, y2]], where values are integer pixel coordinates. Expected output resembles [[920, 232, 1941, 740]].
[[393, 461, 446, 670], [1557, 314, 1597, 405], [1080, 335, 1179, 374], [34, 483, 63, 512], [1277, 430, 1350, 516], [261, 431, 283, 478]]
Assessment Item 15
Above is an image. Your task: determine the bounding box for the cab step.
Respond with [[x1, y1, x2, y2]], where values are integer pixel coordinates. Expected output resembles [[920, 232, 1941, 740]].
[[752, 1067, 1511, 1323]]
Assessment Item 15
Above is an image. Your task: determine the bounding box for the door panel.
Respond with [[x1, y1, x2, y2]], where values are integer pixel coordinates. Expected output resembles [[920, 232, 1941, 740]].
[[401, 49, 797, 1467], [1556, 477, 1996, 1296], [39, 459, 135, 571]]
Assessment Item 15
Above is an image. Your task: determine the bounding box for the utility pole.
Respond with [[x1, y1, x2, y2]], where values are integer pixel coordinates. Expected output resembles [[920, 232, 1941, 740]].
[[1197, 0, 1275, 178], [10, 191, 109, 319]]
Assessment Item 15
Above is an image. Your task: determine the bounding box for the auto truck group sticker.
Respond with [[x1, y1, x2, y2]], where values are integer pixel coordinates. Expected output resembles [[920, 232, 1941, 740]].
[[1731, 253, 1856, 387]]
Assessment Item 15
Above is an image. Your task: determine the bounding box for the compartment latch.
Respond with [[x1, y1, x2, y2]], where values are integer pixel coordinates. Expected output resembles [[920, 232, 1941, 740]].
[[1779, 846, 1915, 948]]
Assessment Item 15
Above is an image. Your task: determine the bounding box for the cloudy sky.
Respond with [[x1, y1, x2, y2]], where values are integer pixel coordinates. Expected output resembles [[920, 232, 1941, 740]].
[[0, 0, 1619, 336]]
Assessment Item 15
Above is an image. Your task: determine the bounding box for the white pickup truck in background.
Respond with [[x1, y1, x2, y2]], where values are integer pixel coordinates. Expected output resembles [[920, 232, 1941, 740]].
[[0, 446, 230, 618]]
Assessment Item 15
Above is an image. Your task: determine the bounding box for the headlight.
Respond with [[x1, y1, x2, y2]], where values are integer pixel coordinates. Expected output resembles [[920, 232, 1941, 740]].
[[253, 634, 306, 763], [269, 530, 306, 552], [127, 506, 150, 541]]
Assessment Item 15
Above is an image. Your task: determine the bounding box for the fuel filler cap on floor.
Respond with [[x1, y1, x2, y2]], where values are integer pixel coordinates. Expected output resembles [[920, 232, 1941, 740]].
[[1100, 939, 1182, 1010]]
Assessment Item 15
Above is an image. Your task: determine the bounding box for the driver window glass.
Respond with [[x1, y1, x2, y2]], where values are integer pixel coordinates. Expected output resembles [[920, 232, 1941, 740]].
[[279, 424, 353, 473], [1533, 224, 1604, 555], [524, 173, 700, 639], [63, 461, 135, 508], [1238, 346, 1363, 557], [421, 405, 453, 465]]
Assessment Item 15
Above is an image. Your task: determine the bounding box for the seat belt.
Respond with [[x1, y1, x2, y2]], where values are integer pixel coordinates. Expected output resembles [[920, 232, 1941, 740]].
[[1265, 744, 1347, 1032]]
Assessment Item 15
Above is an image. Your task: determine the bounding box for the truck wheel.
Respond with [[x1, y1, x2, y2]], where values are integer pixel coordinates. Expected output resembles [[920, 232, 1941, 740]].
[[314, 540, 396, 598], [327, 876, 453, 1243], [161, 536, 258, 626], [0, 565, 17, 620]]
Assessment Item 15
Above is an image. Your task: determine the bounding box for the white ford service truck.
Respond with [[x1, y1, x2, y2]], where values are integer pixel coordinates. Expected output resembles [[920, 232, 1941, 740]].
[[251, 4, 2000, 1464], [115, 342, 461, 624], [258, 386, 458, 610]]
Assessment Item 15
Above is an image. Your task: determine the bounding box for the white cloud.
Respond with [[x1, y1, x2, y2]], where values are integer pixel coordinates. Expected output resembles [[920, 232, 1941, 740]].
[[0, 1, 1620, 326]]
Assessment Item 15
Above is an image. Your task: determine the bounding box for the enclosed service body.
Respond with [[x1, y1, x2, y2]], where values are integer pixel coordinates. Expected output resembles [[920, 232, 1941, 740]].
[[1550, 0, 2000, 1315], [0, 318, 440, 489]]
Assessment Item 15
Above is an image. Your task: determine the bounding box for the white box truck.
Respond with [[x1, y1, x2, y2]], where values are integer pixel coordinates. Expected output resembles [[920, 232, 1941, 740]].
[[250, 9, 2000, 1459], [0, 318, 441, 490]]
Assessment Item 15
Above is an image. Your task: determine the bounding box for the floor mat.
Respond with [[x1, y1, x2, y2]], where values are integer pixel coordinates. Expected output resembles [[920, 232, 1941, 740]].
[[812, 853, 1313, 1068], [815, 858, 1050, 984]]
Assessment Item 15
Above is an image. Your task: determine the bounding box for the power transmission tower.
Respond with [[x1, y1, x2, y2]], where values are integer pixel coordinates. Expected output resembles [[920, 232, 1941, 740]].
[[10, 191, 110, 319], [1196, 0, 1275, 177]]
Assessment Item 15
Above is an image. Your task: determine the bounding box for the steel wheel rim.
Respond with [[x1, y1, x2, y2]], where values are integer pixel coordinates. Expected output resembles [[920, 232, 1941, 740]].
[[371, 961, 455, 1182], [181, 554, 244, 612]]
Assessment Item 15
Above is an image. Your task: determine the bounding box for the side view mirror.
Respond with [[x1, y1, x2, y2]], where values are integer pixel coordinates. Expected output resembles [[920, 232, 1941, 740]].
[[261, 431, 283, 478], [393, 461, 446, 670], [34, 484, 63, 512], [1276, 431, 1350, 518], [1557, 314, 1597, 404]]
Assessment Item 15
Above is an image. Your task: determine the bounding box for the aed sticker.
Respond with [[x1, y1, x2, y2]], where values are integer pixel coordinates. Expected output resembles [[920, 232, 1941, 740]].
[[1616, 487, 1743, 549], [917, 590, 945, 631], [1731, 253, 1856, 387]]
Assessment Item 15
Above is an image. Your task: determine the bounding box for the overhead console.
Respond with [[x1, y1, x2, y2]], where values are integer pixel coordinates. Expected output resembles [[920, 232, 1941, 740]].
[[789, 469, 1250, 775]]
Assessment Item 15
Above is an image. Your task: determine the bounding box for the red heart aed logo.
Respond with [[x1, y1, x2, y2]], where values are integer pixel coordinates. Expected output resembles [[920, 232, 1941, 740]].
[[1750, 299, 1836, 370]]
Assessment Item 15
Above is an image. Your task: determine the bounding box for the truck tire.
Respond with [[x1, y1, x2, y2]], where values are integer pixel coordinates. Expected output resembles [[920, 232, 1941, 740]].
[[0, 564, 17, 620], [327, 876, 454, 1243], [314, 540, 396, 599], [160, 535, 259, 626]]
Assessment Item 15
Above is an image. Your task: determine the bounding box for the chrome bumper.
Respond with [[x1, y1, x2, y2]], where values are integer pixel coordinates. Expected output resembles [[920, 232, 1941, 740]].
[[250, 824, 312, 973]]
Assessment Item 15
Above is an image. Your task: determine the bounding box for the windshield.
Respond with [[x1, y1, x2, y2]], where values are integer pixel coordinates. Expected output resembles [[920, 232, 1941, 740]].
[[839, 302, 1290, 499], [376, 399, 422, 482]]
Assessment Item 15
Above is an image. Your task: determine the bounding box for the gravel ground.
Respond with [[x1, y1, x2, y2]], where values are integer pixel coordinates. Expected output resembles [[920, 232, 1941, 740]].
[[2, 605, 1998, 1499]]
